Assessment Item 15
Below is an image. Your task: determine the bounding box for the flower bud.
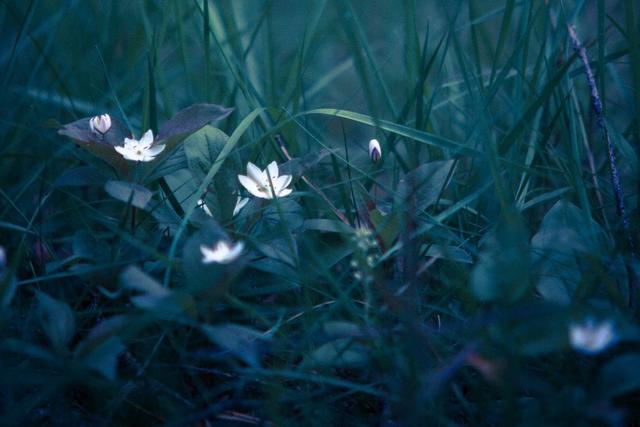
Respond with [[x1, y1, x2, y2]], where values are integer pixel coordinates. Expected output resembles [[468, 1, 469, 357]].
[[368, 139, 381, 163], [89, 114, 112, 135]]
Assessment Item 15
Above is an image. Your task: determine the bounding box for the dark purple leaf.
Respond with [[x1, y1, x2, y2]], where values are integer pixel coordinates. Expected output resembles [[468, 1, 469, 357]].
[[156, 103, 233, 144], [58, 116, 132, 174]]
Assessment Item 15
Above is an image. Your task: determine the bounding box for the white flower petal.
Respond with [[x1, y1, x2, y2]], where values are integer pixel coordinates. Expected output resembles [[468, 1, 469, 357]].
[[239, 174, 268, 198], [274, 174, 292, 192], [277, 188, 293, 198], [233, 197, 249, 216], [139, 129, 154, 147], [146, 144, 165, 156], [90, 114, 112, 134], [569, 320, 615, 354], [267, 161, 279, 181], [123, 137, 137, 147], [226, 242, 245, 260], [246, 162, 265, 184], [200, 240, 244, 264]]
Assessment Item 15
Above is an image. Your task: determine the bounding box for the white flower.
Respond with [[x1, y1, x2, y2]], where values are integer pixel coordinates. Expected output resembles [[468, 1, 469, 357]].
[[238, 161, 292, 199], [200, 240, 244, 264], [198, 199, 213, 216], [569, 319, 615, 354], [368, 139, 381, 163], [233, 196, 249, 216], [89, 114, 112, 135], [114, 129, 165, 162]]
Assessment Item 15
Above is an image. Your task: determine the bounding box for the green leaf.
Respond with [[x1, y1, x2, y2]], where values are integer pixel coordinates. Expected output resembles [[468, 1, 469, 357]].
[[72, 230, 101, 262], [397, 160, 455, 210], [531, 200, 611, 304], [262, 199, 305, 232], [300, 109, 480, 157], [303, 219, 354, 234], [119, 266, 194, 316], [201, 323, 267, 367], [369, 209, 399, 249], [130, 292, 195, 317], [183, 126, 238, 219], [119, 266, 169, 297], [81, 336, 126, 381], [34, 291, 75, 353], [471, 213, 530, 302], [104, 180, 153, 209]]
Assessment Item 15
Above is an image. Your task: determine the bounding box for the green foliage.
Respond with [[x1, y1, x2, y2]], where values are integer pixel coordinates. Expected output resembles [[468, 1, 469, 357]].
[[1, 0, 640, 425]]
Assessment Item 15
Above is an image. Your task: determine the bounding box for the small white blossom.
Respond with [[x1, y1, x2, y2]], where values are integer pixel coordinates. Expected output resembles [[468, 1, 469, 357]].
[[233, 196, 249, 216], [197, 199, 213, 216], [569, 319, 615, 354], [368, 139, 381, 163], [200, 240, 244, 264], [238, 161, 292, 199], [89, 114, 112, 135], [114, 129, 165, 162]]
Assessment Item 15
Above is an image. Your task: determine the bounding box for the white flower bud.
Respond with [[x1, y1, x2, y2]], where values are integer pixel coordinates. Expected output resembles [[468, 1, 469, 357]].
[[89, 114, 112, 135], [368, 139, 381, 163]]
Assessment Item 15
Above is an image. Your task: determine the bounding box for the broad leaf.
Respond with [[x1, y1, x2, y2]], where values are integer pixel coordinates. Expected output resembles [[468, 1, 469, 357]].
[[183, 126, 238, 219], [531, 200, 616, 304], [156, 103, 233, 149], [58, 116, 131, 173], [35, 291, 75, 353], [201, 323, 267, 367], [397, 160, 455, 210], [104, 180, 153, 209], [471, 213, 530, 302]]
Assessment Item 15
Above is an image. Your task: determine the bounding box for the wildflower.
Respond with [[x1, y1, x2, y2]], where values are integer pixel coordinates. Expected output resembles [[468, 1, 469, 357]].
[[233, 196, 249, 216], [197, 199, 213, 216], [238, 161, 292, 199], [89, 114, 112, 135], [569, 318, 615, 354], [200, 240, 244, 264], [114, 129, 165, 162], [369, 139, 381, 163], [353, 226, 377, 251]]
